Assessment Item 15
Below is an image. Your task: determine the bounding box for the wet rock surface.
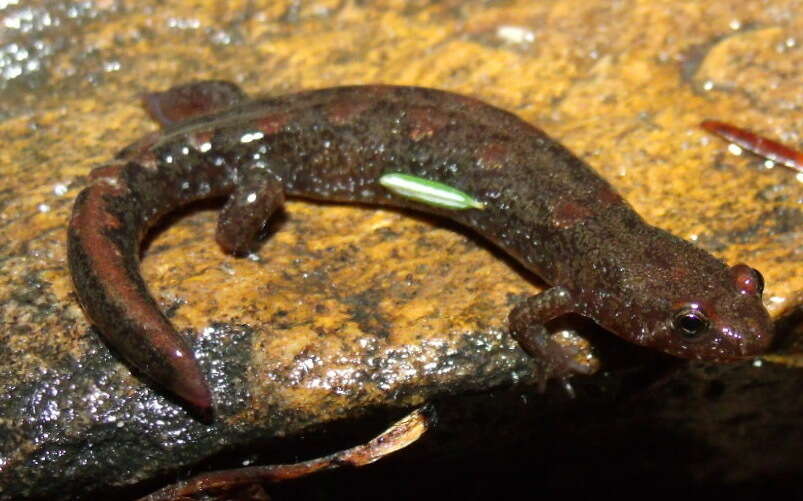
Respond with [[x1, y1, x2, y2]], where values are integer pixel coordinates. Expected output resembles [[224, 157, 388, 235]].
[[0, 0, 801, 498]]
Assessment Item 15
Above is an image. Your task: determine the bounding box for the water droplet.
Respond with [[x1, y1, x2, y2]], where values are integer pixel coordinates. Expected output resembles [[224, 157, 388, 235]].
[[496, 25, 535, 44], [727, 143, 743, 156], [240, 131, 264, 143]]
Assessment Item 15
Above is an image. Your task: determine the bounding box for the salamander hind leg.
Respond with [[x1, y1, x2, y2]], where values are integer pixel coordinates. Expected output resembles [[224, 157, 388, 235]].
[[216, 162, 286, 255], [509, 286, 598, 391], [142, 80, 248, 127]]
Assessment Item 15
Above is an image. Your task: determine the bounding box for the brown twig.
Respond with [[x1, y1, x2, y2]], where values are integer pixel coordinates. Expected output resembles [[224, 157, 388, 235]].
[[701, 120, 803, 173], [138, 405, 435, 501]]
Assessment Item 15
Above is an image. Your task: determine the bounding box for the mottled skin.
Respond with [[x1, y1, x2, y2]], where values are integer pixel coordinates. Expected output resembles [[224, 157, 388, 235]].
[[68, 81, 774, 415]]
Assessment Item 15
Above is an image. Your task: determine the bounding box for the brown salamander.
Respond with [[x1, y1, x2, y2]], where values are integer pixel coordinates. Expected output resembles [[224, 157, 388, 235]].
[[68, 81, 774, 415]]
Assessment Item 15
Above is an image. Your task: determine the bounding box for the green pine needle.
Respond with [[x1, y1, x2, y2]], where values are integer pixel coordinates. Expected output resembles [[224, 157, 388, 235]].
[[379, 173, 485, 210]]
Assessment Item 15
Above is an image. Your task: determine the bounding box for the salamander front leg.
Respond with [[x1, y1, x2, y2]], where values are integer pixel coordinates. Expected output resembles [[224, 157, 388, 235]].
[[216, 163, 285, 255], [509, 286, 597, 390]]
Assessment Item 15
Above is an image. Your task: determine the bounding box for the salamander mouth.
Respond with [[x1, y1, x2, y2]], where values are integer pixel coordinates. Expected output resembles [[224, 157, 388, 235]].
[[667, 331, 772, 362], [709, 353, 757, 363], [717, 332, 774, 361]]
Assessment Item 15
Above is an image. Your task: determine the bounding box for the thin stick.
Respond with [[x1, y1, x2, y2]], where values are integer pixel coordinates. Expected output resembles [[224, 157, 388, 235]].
[[138, 405, 435, 501], [701, 120, 803, 173]]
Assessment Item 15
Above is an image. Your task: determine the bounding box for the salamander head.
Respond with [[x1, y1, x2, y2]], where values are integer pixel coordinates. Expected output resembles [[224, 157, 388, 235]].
[[641, 263, 774, 361]]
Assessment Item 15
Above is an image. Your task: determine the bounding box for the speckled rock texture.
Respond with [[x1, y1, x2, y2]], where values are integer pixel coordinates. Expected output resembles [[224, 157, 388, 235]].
[[0, 1, 801, 499]]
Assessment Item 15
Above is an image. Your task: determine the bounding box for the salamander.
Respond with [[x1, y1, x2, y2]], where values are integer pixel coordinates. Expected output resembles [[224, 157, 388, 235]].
[[68, 81, 774, 415]]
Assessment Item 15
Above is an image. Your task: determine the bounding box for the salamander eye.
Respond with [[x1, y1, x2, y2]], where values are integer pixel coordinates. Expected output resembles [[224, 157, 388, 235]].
[[730, 263, 765, 296], [672, 307, 711, 341], [751, 268, 764, 295]]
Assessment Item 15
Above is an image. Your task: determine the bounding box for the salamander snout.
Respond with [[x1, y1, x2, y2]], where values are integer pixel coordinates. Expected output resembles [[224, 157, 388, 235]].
[[659, 297, 773, 361], [720, 264, 775, 359], [710, 298, 774, 360], [661, 264, 774, 361]]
